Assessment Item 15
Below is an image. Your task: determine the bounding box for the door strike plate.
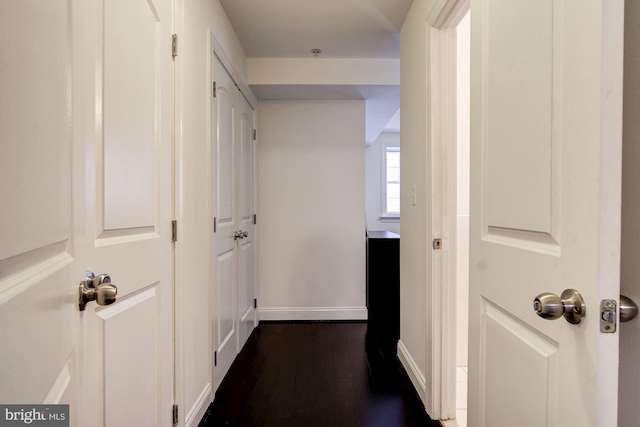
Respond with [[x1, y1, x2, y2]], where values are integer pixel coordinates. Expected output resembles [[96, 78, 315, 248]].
[[600, 299, 617, 333], [433, 238, 442, 250]]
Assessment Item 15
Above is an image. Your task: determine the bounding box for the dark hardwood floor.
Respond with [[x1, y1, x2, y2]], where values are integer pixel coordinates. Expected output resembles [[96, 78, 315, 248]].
[[199, 322, 441, 427]]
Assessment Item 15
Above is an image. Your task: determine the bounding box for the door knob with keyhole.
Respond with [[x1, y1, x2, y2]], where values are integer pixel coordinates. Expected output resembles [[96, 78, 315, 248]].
[[533, 289, 586, 324], [79, 270, 118, 311]]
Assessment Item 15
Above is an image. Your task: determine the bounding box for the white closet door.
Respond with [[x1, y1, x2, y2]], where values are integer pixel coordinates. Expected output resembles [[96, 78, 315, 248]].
[[236, 95, 257, 349], [211, 52, 257, 392], [211, 56, 239, 391]]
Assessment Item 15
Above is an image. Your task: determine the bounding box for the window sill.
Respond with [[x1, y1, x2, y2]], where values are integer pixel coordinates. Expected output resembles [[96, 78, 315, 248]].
[[379, 215, 400, 223]]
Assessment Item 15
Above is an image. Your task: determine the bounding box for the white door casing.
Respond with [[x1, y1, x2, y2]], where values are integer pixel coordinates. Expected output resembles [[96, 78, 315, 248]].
[[0, 0, 84, 419], [468, 0, 624, 426], [81, 0, 174, 425]]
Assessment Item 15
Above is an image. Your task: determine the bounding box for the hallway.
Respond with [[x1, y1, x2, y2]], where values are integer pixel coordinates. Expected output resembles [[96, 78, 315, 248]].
[[200, 322, 440, 427]]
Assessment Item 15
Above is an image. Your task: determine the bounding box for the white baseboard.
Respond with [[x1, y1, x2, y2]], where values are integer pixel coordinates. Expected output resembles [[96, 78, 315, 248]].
[[397, 339, 427, 405], [184, 384, 212, 427], [259, 306, 368, 321]]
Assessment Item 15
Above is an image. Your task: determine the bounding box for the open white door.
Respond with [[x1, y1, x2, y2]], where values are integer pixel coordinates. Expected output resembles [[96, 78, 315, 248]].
[[80, 0, 174, 425], [468, 0, 624, 426], [0, 0, 85, 419]]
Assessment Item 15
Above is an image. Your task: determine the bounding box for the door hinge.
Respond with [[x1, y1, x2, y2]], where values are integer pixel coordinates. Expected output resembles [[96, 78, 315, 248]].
[[253, 129, 257, 141], [172, 404, 178, 426], [213, 217, 217, 233], [214, 351, 218, 366], [172, 220, 178, 242], [254, 298, 257, 309], [213, 82, 217, 98], [171, 34, 178, 58], [432, 238, 442, 250], [253, 214, 257, 225]]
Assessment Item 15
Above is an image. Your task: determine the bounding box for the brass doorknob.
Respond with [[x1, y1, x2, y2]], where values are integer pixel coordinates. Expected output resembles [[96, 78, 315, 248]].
[[79, 270, 118, 311]]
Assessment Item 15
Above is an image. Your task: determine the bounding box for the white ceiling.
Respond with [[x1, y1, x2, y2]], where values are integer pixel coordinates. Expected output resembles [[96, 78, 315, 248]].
[[220, 0, 412, 140], [219, 0, 413, 59]]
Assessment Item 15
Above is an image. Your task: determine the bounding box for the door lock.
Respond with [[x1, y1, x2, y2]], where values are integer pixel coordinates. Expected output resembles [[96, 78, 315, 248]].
[[533, 289, 586, 324], [234, 230, 249, 240], [79, 270, 118, 311]]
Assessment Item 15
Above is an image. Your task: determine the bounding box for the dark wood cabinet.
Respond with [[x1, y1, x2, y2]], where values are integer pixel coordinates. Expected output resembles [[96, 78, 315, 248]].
[[366, 231, 400, 358]]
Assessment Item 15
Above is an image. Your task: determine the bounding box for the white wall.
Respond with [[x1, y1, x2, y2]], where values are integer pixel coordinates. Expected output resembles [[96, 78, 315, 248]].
[[176, 1, 248, 425], [619, 0, 640, 424], [366, 132, 400, 234], [398, 0, 436, 412], [257, 100, 367, 321]]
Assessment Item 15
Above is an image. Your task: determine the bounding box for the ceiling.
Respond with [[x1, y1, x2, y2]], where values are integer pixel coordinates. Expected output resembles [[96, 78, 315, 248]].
[[219, 0, 413, 141], [219, 0, 413, 59]]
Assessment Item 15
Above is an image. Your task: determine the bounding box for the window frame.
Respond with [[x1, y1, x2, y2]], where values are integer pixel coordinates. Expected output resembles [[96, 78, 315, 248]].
[[380, 141, 400, 221]]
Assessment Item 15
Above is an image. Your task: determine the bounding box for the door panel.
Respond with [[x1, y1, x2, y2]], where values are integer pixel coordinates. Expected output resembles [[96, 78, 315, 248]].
[[0, 0, 81, 417], [484, 0, 553, 234], [100, 288, 160, 426], [212, 58, 238, 389], [468, 0, 624, 425], [102, 0, 159, 230], [84, 0, 173, 424], [237, 97, 256, 346]]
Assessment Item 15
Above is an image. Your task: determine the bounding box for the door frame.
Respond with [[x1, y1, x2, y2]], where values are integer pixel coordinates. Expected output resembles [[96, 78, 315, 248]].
[[427, 0, 470, 423]]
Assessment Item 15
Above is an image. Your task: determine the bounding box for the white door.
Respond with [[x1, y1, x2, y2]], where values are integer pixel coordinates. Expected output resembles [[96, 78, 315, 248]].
[[80, 0, 174, 425], [468, 0, 624, 426], [236, 95, 257, 348], [211, 54, 257, 391], [212, 56, 239, 390], [0, 0, 84, 419]]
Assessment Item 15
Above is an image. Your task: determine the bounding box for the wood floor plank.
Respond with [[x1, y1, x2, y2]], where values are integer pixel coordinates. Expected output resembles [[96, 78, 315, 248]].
[[199, 322, 440, 427]]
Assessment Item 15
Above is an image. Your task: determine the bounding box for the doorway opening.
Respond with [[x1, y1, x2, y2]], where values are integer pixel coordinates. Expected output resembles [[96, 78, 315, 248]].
[[431, 2, 470, 426], [453, 9, 470, 427]]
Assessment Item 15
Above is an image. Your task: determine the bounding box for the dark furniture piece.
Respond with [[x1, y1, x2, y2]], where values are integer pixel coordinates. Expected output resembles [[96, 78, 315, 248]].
[[366, 230, 400, 359]]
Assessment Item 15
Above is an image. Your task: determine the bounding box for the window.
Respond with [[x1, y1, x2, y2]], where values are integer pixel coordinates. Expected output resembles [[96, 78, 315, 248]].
[[383, 146, 400, 217]]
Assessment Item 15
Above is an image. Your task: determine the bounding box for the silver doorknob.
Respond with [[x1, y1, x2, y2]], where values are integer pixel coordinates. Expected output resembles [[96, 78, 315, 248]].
[[79, 271, 118, 311], [242, 231, 248, 238], [620, 295, 638, 322], [234, 231, 243, 240], [533, 289, 586, 324]]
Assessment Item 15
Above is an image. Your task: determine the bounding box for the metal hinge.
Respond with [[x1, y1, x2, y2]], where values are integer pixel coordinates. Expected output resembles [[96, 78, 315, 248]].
[[214, 351, 218, 366], [253, 129, 257, 141], [213, 82, 217, 98], [253, 214, 257, 225], [172, 34, 178, 58], [172, 220, 178, 242], [254, 298, 257, 309], [432, 238, 442, 250], [213, 217, 217, 233], [172, 404, 178, 426]]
